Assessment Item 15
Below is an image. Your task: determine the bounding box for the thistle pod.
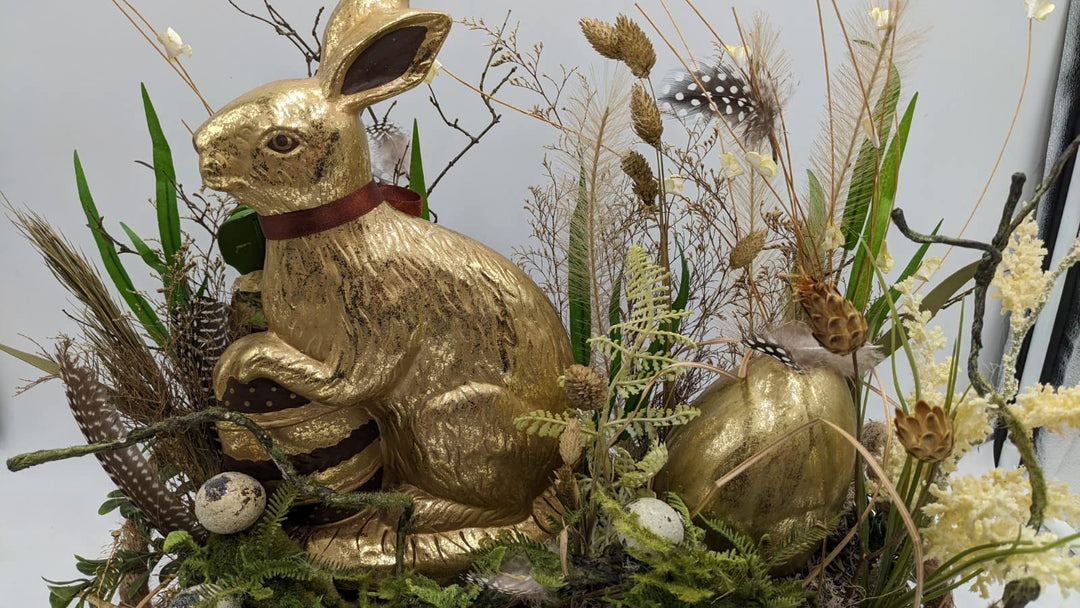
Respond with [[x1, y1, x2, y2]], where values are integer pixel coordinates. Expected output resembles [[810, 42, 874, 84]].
[[729, 229, 767, 270], [614, 15, 656, 78], [894, 401, 954, 463], [621, 150, 659, 209], [631, 83, 663, 148], [562, 364, 608, 411], [791, 275, 868, 356], [580, 17, 622, 60]]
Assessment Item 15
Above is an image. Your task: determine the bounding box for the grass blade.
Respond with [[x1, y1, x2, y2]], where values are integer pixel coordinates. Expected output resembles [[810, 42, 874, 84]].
[[140, 84, 181, 260], [0, 343, 60, 376], [119, 222, 166, 275], [74, 151, 167, 345]]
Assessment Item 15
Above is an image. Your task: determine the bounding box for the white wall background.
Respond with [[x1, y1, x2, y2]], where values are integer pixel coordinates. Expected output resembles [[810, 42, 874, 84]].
[[0, 0, 1073, 605]]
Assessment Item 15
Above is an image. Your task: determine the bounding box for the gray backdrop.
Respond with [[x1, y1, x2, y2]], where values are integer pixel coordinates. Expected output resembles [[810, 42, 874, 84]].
[[0, 1, 1073, 605]]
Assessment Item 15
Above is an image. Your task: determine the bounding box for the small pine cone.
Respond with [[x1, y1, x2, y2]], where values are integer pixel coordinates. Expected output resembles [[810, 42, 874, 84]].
[[580, 18, 622, 60], [792, 275, 868, 356], [630, 83, 663, 148], [894, 401, 954, 463], [729, 230, 767, 269], [615, 15, 656, 79], [559, 422, 584, 466], [563, 364, 608, 411], [621, 151, 659, 209]]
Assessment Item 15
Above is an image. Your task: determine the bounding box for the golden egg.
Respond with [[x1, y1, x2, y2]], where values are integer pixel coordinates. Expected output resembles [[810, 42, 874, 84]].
[[655, 356, 856, 566]]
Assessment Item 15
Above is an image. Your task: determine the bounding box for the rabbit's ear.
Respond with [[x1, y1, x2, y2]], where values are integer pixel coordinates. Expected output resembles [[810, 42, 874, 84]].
[[322, 10, 450, 111]]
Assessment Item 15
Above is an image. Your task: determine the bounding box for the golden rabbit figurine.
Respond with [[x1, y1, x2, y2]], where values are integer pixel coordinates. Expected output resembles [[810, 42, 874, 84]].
[[195, 0, 572, 577]]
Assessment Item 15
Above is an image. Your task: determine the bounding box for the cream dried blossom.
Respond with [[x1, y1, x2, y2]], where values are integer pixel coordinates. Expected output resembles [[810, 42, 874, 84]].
[[1025, 0, 1056, 21], [156, 27, 192, 60], [876, 240, 894, 273], [718, 152, 743, 177], [922, 468, 1080, 597], [944, 392, 992, 472], [723, 43, 749, 70], [895, 278, 953, 402], [1014, 383, 1080, 434], [913, 256, 943, 282], [822, 222, 844, 252], [663, 174, 685, 195], [744, 151, 777, 179], [992, 215, 1050, 330], [869, 6, 895, 31]]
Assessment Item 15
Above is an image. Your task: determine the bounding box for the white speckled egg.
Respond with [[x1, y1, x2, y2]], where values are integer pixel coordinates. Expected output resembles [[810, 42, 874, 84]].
[[168, 584, 241, 608], [194, 472, 267, 535], [619, 497, 685, 551]]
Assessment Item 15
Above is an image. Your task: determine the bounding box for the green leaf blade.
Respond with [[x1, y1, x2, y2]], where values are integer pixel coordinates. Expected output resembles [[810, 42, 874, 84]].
[[74, 151, 168, 345], [140, 84, 181, 260], [0, 343, 60, 376], [568, 167, 592, 366], [409, 119, 430, 221]]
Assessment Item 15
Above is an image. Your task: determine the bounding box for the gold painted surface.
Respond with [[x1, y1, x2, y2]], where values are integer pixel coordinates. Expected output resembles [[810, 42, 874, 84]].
[[198, 0, 573, 576], [655, 357, 856, 566], [219, 403, 375, 460]]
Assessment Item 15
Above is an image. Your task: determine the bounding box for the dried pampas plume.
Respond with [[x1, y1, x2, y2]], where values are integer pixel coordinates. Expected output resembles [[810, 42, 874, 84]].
[[631, 83, 663, 148]]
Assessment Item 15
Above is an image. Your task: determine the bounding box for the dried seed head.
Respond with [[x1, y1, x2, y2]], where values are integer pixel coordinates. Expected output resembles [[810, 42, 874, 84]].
[[729, 230, 767, 269], [621, 151, 659, 209], [615, 15, 656, 78], [580, 18, 622, 60], [559, 422, 584, 465], [860, 419, 888, 456], [630, 83, 660, 147], [563, 364, 608, 411], [630, 83, 663, 148], [792, 275, 868, 356], [894, 401, 954, 463]]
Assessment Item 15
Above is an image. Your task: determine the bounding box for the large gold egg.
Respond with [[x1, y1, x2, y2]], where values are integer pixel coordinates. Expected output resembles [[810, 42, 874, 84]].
[[655, 356, 856, 563]]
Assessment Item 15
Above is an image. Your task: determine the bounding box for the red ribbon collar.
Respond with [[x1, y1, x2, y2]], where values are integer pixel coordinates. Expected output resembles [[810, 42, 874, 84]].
[[258, 181, 422, 240]]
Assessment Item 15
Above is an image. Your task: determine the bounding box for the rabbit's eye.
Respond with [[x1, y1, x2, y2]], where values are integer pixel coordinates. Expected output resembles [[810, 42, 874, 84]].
[[267, 133, 299, 153]]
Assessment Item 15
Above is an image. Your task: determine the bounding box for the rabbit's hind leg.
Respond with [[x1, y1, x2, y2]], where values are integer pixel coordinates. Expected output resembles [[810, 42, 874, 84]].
[[299, 487, 563, 580]]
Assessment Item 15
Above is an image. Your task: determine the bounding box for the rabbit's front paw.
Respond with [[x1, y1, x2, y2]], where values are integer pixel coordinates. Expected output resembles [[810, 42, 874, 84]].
[[213, 332, 277, 401]]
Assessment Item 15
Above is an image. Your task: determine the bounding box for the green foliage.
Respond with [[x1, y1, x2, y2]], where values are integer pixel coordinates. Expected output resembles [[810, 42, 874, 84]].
[[840, 65, 902, 251], [218, 206, 266, 274], [410, 119, 430, 221], [590, 246, 694, 399], [596, 492, 809, 608], [569, 166, 593, 366], [847, 93, 918, 310], [74, 150, 168, 345], [168, 486, 352, 608]]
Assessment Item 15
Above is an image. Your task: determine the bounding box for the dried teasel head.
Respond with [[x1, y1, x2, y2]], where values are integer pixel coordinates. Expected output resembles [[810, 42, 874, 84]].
[[559, 422, 584, 466], [621, 150, 659, 209], [791, 275, 868, 356], [729, 229, 767, 270], [630, 83, 663, 148], [580, 17, 622, 60], [894, 401, 954, 463], [562, 364, 608, 411], [615, 15, 656, 79]]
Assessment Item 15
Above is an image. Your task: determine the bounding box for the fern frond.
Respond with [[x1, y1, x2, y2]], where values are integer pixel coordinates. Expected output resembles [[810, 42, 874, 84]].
[[514, 410, 587, 438]]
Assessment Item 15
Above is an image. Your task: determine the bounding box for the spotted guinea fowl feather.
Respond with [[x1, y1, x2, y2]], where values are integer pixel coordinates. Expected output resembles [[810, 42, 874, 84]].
[[56, 341, 204, 538], [746, 322, 883, 377], [658, 62, 759, 127]]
